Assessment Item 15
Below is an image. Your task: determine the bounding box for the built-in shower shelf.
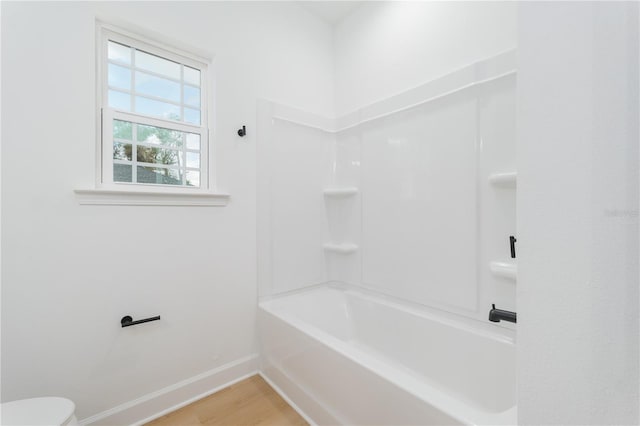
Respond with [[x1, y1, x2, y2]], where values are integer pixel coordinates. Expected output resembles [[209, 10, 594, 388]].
[[323, 243, 358, 254], [323, 187, 359, 197], [490, 261, 517, 280], [488, 172, 517, 188]]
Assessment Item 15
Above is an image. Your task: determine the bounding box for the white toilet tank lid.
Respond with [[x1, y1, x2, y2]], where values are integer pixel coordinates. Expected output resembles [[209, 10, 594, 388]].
[[1, 397, 75, 425]]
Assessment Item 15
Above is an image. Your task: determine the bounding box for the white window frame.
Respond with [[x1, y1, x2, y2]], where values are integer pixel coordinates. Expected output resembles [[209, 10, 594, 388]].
[[93, 23, 222, 199]]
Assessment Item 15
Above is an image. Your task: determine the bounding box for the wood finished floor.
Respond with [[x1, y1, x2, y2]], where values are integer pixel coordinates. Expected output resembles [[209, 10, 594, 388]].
[[145, 375, 309, 426]]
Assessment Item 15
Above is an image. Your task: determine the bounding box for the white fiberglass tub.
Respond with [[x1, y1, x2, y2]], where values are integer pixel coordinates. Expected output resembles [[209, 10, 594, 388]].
[[258, 284, 516, 425]]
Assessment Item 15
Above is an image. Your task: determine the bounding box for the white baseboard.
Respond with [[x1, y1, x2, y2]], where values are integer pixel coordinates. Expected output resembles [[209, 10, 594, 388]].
[[80, 354, 258, 426]]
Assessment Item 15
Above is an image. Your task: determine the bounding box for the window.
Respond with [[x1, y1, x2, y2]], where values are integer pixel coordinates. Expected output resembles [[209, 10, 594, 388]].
[[98, 25, 210, 191]]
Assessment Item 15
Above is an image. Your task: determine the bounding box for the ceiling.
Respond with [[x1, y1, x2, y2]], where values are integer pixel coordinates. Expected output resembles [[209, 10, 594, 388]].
[[298, 1, 362, 25]]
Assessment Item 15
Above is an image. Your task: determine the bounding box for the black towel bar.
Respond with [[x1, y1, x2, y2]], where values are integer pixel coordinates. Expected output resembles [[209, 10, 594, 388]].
[[121, 315, 160, 328]]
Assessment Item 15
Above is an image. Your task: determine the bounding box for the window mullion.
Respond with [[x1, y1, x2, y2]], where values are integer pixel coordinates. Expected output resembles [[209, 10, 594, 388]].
[[108, 87, 187, 109], [108, 59, 189, 86], [180, 64, 184, 122], [129, 44, 135, 113], [180, 64, 186, 185], [132, 122, 138, 184]]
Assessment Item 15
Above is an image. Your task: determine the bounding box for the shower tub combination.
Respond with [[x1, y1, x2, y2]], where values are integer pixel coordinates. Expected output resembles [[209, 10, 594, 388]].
[[258, 284, 516, 425]]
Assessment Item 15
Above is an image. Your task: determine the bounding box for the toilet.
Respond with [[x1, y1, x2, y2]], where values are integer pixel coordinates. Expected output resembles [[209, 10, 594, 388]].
[[1, 397, 78, 425]]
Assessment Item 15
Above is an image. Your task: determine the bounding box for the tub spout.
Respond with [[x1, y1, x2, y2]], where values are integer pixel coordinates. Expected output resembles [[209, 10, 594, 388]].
[[489, 304, 517, 323]]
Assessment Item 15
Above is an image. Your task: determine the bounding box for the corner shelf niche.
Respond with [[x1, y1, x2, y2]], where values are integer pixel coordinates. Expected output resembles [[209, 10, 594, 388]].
[[323, 243, 358, 254], [490, 261, 517, 281], [488, 172, 517, 188], [323, 187, 359, 197]]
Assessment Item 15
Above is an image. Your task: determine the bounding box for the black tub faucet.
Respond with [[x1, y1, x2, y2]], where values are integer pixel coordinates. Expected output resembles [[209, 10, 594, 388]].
[[489, 304, 517, 323]]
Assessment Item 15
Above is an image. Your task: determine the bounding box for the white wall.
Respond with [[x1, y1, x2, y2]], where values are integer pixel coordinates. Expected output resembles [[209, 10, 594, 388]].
[[1, 1, 334, 420], [517, 2, 639, 424], [333, 1, 517, 115]]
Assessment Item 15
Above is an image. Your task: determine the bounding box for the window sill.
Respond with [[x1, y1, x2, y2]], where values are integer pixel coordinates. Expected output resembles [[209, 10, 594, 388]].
[[74, 188, 229, 206]]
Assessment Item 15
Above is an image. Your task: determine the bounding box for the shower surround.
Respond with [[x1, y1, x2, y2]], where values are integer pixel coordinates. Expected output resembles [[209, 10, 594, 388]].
[[257, 50, 517, 425]]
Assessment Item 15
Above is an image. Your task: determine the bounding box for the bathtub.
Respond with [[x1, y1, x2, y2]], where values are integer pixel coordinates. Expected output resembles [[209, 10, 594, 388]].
[[258, 284, 516, 425]]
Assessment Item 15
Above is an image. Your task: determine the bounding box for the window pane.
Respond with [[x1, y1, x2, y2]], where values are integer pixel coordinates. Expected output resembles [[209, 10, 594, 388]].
[[108, 63, 131, 90], [137, 124, 183, 148], [184, 108, 200, 125], [137, 166, 182, 185], [186, 152, 199, 168], [135, 50, 180, 80], [186, 170, 200, 187], [108, 90, 131, 111], [113, 142, 132, 161], [135, 96, 180, 121], [137, 146, 182, 167], [114, 163, 132, 182], [184, 66, 200, 86], [108, 41, 131, 64], [184, 85, 200, 107], [135, 71, 180, 103], [186, 133, 200, 150], [113, 120, 132, 140]]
